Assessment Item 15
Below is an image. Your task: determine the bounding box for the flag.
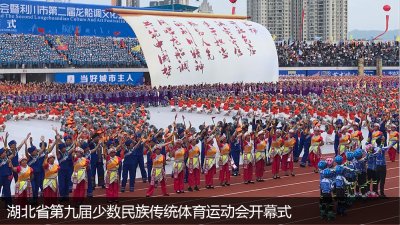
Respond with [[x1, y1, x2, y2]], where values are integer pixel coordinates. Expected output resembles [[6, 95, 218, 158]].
[[131, 45, 141, 52], [56, 37, 62, 45], [57, 44, 68, 51], [349, 34, 353, 40], [74, 26, 80, 36], [272, 34, 277, 41], [37, 27, 45, 33], [120, 39, 126, 48], [396, 35, 400, 42], [113, 31, 121, 37]]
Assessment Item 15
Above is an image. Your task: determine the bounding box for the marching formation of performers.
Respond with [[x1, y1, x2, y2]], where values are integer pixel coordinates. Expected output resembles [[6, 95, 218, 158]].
[[0, 113, 397, 204], [319, 141, 393, 221], [0, 77, 397, 211]]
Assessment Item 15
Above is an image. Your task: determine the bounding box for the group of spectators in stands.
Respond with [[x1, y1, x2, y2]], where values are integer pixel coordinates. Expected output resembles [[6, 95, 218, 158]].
[[277, 40, 399, 67], [0, 33, 399, 69], [0, 34, 146, 69]]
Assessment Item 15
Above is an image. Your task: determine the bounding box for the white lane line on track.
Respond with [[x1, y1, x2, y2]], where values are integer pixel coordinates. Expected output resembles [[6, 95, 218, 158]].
[[363, 215, 400, 224]]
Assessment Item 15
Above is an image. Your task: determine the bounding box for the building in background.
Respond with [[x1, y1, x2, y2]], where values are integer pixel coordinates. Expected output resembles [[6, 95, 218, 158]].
[[126, 0, 140, 7], [247, 0, 348, 42], [149, 0, 189, 7], [302, 0, 348, 42], [111, 0, 122, 6], [198, 0, 213, 13]]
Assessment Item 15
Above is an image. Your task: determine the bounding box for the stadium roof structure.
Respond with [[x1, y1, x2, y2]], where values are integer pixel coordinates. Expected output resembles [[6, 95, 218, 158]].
[[144, 4, 199, 12]]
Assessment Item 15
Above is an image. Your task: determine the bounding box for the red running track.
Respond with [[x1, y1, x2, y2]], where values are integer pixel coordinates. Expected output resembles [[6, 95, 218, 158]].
[[89, 153, 399, 198]]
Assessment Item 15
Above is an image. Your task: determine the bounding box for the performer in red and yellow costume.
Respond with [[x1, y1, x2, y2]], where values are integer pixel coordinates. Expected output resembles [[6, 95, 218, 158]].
[[338, 126, 351, 162], [42, 153, 60, 200], [171, 139, 186, 193], [146, 145, 169, 197], [187, 136, 201, 191], [269, 129, 283, 179], [71, 147, 89, 202], [254, 131, 267, 182], [309, 127, 324, 172], [105, 147, 122, 202], [218, 134, 231, 186], [242, 132, 255, 184], [387, 124, 399, 162], [10, 156, 33, 198], [204, 136, 217, 189], [350, 123, 363, 151], [281, 129, 296, 176]]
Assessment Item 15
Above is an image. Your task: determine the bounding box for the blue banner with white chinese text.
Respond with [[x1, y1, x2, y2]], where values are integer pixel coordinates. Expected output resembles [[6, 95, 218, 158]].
[[0, 0, 135, 37], [54, 72, 144, 85]]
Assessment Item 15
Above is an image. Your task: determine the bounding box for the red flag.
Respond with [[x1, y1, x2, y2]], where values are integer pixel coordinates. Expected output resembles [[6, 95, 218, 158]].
[[120, 39, 126, 48], [37, 27, 45, 33], [113, 31, 121, 37], [49, 139, 53, 144], [57, 44, 68, 51], [74, 26, 80, 36]]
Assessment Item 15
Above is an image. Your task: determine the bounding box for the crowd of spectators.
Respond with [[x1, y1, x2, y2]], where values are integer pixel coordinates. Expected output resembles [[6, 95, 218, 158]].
[[1, 34, 399, 69], [0, 34, 67, 68], [277, 41, 399, 67], [0, 34, 146, 69]]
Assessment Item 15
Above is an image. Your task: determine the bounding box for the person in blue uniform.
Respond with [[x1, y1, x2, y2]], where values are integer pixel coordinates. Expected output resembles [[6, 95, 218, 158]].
[[121, 138, 145, 192], [375, 147, 388, 198], [343, 152, 356, 206], [82, 142, 97, 197], [135, 134, 148, 183], [4, 132, 31, 184], [299, 127, 311, 167], [64, 135, 75, 193], [56, 142, 74, 201], [365, 145, 378, 197], [334, 165, 351, 216], [353, 149, 367, 197], [89, 133, 105, 189], [334, 120, 343, 156], [26, 142, 46, 204], [230, 129, 241, 176], [0, 147, 12, 206], [320, 168, 335, 221]]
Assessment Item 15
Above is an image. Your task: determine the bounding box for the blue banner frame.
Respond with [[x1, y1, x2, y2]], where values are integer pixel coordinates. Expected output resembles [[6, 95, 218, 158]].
[[0, 0, 135, 37], [54, 72, 144, 85]]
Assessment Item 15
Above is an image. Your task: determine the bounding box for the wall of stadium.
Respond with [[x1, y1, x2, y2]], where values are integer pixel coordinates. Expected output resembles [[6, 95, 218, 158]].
[[0, 0, 135, 37], [0, 66, 398, 84], [120, 14, 279, 86]]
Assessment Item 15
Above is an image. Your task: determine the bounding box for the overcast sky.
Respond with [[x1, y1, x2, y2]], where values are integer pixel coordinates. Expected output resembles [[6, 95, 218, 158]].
[[69, 0, 399, 31]]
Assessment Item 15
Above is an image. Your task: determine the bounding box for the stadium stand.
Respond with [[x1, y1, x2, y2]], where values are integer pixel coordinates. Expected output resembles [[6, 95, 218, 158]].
[[1, 34, 398, 69], [277, 41, 399, 67], [0, 34, 146, 69]]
